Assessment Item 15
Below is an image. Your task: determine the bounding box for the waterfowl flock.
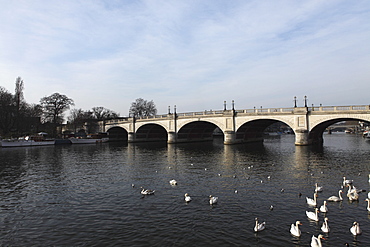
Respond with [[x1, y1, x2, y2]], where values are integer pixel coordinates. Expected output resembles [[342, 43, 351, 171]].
[[289, 176, 368, 246], [135, 168, 370, 246]]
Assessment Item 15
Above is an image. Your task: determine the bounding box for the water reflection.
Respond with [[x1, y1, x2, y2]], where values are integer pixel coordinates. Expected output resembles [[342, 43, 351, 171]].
[[1, 134, 370, 246]]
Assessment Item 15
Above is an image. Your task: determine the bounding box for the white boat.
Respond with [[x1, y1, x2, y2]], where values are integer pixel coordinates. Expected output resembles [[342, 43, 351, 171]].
[[364, 132, 370, 140], [1, 136, 55, 147], [69, 137, 109, 144]]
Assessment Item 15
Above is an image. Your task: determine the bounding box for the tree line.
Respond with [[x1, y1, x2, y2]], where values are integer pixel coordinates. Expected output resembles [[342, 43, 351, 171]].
[[0, 77, 157, 138]]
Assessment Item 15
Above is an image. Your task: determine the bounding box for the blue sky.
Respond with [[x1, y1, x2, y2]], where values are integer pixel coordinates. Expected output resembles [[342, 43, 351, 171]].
[[1, 0, 369, 116]]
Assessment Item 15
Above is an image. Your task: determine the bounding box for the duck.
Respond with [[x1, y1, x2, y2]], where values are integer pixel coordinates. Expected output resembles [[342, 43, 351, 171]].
[[184, 193, 192, 202], [169, 179, 177, 186], [350, 221, 362, 235], [343, 176, 353, 186], [315, 183, 323, 193], [311, 234, 325, 247], [209, 195, 218, 205], [306, 193, 318, 206], [319, 201, 328, 213], [290, 221, 302, 237], [254, 218, 266, 232], [366, 198, 370, 211], [306, 208, 320, 221], [321, 217, 330, 233], [140, 187, 155, 195], [327, 190, 343, 201]]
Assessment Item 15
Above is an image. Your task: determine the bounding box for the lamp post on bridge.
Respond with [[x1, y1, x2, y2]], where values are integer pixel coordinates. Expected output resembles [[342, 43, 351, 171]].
[[168, 106, 171, 114], [294, 96, 297, 107], [232, 100, 235, 111], [304, 96, 308, 107], [224, 101, 227, 111]]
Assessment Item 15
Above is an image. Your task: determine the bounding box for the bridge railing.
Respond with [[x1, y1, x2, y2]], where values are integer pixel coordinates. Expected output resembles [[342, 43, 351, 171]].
[[104, 105, 370, 125]]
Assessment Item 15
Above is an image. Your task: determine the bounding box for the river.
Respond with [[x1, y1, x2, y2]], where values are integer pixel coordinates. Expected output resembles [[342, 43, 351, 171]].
[[1, 133, 370, 246]]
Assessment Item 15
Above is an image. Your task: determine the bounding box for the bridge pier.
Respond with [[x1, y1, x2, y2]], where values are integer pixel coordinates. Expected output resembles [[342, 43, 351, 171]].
[[224, 131, 236, 145], [294, 129, 310, 146], [127, 132, 135, 143], [167, 131, 177, 144]]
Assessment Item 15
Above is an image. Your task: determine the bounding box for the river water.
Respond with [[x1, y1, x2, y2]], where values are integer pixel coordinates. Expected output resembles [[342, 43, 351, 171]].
[[1, 133, 370, 246]]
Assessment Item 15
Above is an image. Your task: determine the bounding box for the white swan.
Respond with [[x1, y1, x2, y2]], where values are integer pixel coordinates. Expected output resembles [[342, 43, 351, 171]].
[[315, 183, 323, 192], [311, 234, 325, 247], [169, 179, 177, 185], [319, 201, 328, 213], [321, 217, 330, 233], [306, 193, 318, 206], [306, 208, 320, 221], [209, 195, 218, 205], [366, 198, 370, 211], [347, 185, 359, 201], [184, 193, 192, 202], [327, 190, 343, 201], [350, 221, 362, 235], [140, 187, 155, 195], [254, 218, 266, 232], [290, 221, 302, 237], [343, 176, 353, 186]]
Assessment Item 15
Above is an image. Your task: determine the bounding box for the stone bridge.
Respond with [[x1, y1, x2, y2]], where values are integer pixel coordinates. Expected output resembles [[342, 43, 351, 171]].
[[99, 105, 370, 146]]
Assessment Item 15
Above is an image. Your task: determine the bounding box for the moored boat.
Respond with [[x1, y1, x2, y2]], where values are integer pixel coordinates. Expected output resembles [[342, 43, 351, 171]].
[[1, 136, 55, 147], [69, 137, 109, 144]]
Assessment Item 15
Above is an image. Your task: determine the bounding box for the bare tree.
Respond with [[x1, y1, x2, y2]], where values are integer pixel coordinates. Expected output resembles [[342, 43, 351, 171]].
[[0, 86, 16, 135], [92, 106, 119, 120], [129, 98, 157, 118], [14, 77, 25, 133], [40, 93, 74, 136]]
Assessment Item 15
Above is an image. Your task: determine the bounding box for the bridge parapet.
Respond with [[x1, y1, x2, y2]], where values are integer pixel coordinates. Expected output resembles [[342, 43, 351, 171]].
[[101, 104, 370, 146], [104, 105, 370, 125]]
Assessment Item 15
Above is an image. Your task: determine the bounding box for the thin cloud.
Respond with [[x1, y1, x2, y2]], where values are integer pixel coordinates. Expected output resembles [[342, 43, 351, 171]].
[[1, 0, 369, 115]]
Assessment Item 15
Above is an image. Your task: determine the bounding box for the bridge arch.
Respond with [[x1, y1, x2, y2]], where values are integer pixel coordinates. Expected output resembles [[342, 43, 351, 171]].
[[235, 118, 294, 143], [309, 116, 370, 144], [135, 123, 168, 142], [177, 121, 222, 143], [106, 126, 128, 141]]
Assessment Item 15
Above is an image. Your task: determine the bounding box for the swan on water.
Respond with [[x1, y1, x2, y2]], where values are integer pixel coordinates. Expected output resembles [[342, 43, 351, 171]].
[[169, 179, 177, 185], [319, 201, 328, 213], [315, 183, 323, 193], [343, 176, 353, 186], [254, 218, 266, 232], [321, 217, 330, 233], [347, 185, 359, 201], [306, 193, 318, 206], [184, 193, 192, 202], [209, 195, 218, 205], [366, 198, 370, 211], [327, 190, 343, 201], [311, 234, 325, 247], [290, 221, 302, 237], [140, 187, 155, 195], [350, 221, 362, 235], [306, 208, 320, 221]]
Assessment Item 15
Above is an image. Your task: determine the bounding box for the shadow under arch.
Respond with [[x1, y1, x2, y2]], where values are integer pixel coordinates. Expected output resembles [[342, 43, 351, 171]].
[[136, 123, 167, 142], [309, 118, 367, 144], [236, 119, 293, 143], [177, 121, 222, 143], [107, 126, 128, 141]]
